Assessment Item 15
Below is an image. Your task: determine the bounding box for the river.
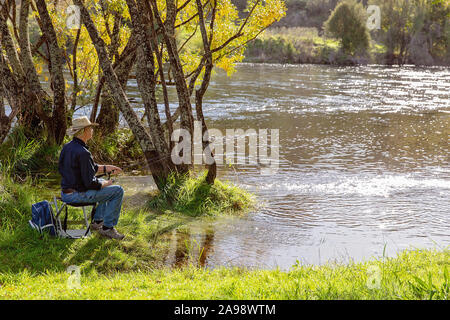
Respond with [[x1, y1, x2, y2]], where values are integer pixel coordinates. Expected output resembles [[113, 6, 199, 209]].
[[78, 63, 450, 269]]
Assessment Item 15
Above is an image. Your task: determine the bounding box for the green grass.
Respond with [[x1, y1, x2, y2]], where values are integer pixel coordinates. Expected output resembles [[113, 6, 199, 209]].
[[148, 171, 255, 217], [0, 149, 448, 300], [0, 126, 147, 179], [0, 248, 448, 299], [0, 173, 448, 299], [244, 27, 341, 64], [0, 127, 58, 179], [88, 128, 144, 169], [0, 164, 255, 276], [0, 126, 254, 275], [244, 26, 386, 65], [0, 176, 209, 274]]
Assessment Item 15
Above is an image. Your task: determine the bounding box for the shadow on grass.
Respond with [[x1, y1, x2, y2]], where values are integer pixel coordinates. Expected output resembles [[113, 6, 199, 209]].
[[0, 205, 204, 275], [0, 227, 73, 274], [0, 171, 253, 276]]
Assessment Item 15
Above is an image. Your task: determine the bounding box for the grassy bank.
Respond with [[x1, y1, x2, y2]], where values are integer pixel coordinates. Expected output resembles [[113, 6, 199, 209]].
[[0, 168, 254, 274], [0, 173, 448, 299], [243, 27, 385, 65], [0, 136, 448, 300], [0, 248, 448, 299]]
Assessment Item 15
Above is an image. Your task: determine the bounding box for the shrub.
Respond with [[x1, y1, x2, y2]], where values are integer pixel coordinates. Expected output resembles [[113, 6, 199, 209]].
[[0, 127, 56, 179], [148, 171, 255, 217], [88, 128, 144, 170], [323, 0, 371, 55]]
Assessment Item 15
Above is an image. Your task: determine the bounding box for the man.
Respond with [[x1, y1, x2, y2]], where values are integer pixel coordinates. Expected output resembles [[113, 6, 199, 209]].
[[58, 116, 125, 240]]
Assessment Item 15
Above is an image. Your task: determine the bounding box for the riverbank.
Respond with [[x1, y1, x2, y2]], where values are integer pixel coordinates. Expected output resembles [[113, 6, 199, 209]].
[[0, 172, 448, 299], [242, 27, 382, 65], [0, 168, 253, 273], [242, 27, 449, 66], [0, 247, 448, 299]]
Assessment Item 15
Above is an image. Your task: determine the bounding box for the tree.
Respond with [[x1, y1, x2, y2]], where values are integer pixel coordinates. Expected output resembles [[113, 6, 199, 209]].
[[89, 0, 136, 137], [71, 0, 286, 188], [371, 0, 450, 65], [0, 0, 286, 189], [324, 0, 371, 55], [0, 54, 22, 144], [0, 0, 68, 145], [372, 0, 416, 64]]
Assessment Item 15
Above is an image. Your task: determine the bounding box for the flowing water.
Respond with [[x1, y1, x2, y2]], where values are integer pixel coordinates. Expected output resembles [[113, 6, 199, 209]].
[[86, 63, 450, 269]]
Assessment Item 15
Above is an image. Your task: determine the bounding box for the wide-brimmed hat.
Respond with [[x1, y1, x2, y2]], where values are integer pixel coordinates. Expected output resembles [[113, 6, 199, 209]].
[[67, 116, 99, 136]]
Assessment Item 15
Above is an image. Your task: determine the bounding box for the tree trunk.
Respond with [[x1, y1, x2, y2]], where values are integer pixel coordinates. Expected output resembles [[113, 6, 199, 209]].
[[17, 0, 51, 137], [126, 0, 173, 175], [96, 94, 120, 136], [194, 0, 217, 184], [4, 0, 67, 145], [0, 3, 43, 138], [71, 28, 81, 113], [35, 0, 67, 145], [96, 51, 136, 137], [148, 10, 174, 150], [0, 52, 24, 144], [90, 32, 138, 125], [149, 0, 195, 173], [74, 0, 171, 189], [0, 85, 9, 145], [95, 6, 135, 137]]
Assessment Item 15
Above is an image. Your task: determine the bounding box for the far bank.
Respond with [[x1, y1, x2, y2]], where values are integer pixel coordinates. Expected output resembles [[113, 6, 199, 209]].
[[243, 27, 450, 66]]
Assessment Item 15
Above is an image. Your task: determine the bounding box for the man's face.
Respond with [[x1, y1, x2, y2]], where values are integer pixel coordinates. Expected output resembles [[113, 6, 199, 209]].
[[85, 126, 94, 141]]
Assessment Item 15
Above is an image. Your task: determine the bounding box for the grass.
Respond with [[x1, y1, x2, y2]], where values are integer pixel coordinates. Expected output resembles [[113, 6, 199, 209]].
[[0, 133, 448, 300], [0, 141, 255, 276], [0, 170, 252, 275], [87, 128, 145, 170], [244, 26, 385, 65], [0, 127, 59, 179], [244, 27, 341, 64], [0, 171, 448, 299], [148, 171, 255, 217], [0, 248, 448, 299], [0, 126, 148, 179]]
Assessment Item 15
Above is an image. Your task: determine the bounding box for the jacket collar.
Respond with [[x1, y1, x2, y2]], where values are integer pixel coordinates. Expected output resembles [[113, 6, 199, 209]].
[[73, 137, 88, 149]]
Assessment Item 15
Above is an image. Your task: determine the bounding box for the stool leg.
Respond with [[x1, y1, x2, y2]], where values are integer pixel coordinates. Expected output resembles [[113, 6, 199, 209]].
[[53, 197, 64, 237], [82, 206, 90, 230]]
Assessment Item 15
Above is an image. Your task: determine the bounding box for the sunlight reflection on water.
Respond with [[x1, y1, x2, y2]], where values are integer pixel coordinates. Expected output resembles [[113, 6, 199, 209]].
[[84, 64, 449, 269]]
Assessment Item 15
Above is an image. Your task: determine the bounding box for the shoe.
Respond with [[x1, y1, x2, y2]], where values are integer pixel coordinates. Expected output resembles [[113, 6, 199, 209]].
[[99, 227, 125, 240], [90, 221, 103, 231]]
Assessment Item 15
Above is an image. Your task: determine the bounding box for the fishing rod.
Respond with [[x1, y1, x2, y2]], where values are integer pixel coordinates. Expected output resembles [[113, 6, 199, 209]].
[[123, 151, 179, 170], [96, 169, 118, 183], [94, 154, 172, 182]]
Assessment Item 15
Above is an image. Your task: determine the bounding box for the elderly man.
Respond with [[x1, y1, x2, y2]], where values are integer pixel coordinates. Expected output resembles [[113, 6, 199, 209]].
[[58, 116, 125, 240]]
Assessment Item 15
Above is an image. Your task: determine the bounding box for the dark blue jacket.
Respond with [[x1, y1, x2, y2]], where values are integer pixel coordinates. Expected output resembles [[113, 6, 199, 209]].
[[58, 137, 102, 192]]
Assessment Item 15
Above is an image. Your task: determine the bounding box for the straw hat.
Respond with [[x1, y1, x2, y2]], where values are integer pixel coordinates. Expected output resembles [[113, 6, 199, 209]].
[[67, 116, 99, 136]]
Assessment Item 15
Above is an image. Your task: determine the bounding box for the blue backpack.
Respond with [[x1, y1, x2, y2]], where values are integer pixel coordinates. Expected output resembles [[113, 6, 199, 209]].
[[29, 201, 58, 236]]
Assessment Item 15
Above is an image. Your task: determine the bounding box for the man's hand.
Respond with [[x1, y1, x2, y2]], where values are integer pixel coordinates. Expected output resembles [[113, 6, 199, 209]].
[[107, 165, 122, 175], [101, 180, 114, 188]]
